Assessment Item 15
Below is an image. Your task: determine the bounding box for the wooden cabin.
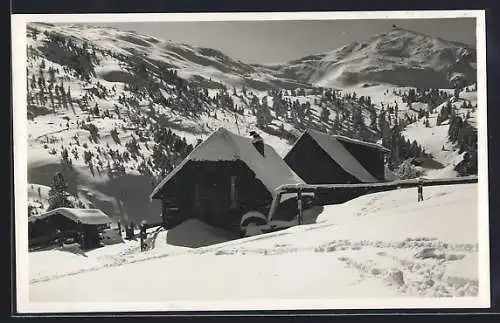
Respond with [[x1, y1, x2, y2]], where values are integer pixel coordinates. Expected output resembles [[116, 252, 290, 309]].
[[149, 127, 307, 233], [28, 208, 112, 250], [283, 129, 391, 204]]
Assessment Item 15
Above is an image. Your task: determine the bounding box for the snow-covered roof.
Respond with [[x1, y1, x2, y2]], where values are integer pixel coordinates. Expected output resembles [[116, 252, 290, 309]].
[[295, 129, 379, 183], [29, 208, 112, 225], [150, 127, 305, 200], [332, 134, 390, 153]]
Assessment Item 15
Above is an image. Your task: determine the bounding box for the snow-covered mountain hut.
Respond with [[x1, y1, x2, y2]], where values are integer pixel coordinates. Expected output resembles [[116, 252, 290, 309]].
[[149, 127, 307, 233], [284, 129, 391, 204], [28, 208, 112, 250]]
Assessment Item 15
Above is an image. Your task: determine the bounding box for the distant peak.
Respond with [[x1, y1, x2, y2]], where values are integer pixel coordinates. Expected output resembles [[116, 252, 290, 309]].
[[372, 27, 473, 49]]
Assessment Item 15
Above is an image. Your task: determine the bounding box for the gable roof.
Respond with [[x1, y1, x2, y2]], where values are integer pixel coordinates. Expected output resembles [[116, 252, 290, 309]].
[[29, 208, 112, 225], [290, 129, 380, 183], [150, 127, 304, 200]]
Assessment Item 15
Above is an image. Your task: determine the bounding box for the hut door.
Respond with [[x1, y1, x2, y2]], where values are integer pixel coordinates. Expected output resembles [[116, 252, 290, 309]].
[[199, 167, 231, 225]]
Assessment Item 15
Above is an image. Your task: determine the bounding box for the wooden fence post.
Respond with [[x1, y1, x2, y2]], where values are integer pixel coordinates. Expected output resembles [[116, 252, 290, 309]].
[[297, 188, 303, 225]]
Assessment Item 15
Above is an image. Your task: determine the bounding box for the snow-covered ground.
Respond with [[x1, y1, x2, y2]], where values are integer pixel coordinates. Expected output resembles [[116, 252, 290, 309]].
[[402, 86, 478, 178], [27, 183, 485, 311], [403, 116, 459, 178]]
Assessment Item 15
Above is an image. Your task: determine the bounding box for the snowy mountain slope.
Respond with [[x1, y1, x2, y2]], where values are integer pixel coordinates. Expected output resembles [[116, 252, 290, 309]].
[[402, 85, 478, 178], [30, 23, 476, 91], [25, 22, 478, 225], [25, 23, 307, 223], [28, 23, 309, 91], [266, 28, 476, 89], [24, 27, 374, 222], [29, 184, 479, 302]]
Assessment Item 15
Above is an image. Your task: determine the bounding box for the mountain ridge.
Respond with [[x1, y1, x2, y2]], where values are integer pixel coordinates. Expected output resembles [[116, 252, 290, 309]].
[[29, 22, 476, 90], [263, 27, 476, 89]]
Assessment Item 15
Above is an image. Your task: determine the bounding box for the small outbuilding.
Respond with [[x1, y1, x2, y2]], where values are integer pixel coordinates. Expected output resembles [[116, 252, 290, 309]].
[[150, 127, 308, 233], [28, 208, 113, 250]]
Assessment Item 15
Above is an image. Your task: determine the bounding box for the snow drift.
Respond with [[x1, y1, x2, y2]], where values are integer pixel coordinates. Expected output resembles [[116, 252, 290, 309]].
[[161, 218, 238, 248]]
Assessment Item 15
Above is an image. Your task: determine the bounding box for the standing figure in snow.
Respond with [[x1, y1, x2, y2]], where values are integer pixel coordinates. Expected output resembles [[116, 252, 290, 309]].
[[250, 131, 265, 156], [417, 178, 424, 202], [79, 231, 85, 250], [126, 222, 135, 240], [139, 221, 147, 251]]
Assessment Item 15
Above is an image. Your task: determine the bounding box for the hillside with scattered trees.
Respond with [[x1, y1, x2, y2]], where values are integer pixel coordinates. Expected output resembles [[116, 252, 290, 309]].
[[25, 23, 478, 223]]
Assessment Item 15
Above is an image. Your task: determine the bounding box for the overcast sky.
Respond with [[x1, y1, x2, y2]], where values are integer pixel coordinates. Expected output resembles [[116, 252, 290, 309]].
[[94, 18, 476, 64]]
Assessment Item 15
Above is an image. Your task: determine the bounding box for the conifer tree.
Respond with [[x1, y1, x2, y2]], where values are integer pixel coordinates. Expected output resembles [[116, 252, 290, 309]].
[[320, 106, 331, 123], [47, 172, 73, 210], [333, 113, 341, 132], [31, 74, 37, 90], [67, 86, 73, 107], [369, 109, 377, 130]]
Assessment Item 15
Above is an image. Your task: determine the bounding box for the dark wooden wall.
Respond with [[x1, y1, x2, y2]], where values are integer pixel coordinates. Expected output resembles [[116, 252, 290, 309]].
[[158, 160, 274, 232], [28, 213, 108, 249], [284, 133, 361, 185], [338, 140, 386, 181], [82, 224, 102, 249], [29, 213, 81, 240]]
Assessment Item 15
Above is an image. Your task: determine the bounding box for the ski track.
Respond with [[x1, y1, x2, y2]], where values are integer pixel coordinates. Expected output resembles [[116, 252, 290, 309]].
[[211, 237, 478, 297]]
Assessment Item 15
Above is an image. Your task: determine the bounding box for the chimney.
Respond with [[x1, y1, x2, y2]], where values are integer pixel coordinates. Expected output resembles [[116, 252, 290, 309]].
[[250, 131, 265, 157]]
